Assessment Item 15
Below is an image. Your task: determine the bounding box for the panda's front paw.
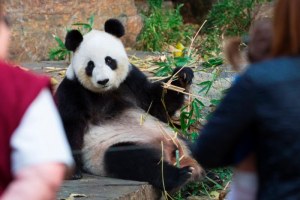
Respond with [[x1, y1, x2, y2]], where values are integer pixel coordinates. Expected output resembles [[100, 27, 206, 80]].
[[173, 67, 194, 88], [71, 168, 83, 180], [178, 166, 193, 181], [173, 166, 193, 188]]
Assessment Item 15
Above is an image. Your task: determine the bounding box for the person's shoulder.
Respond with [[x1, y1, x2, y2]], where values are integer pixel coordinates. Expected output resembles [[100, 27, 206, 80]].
[[1, 62, 45, 80], [0, 61, 50, 91], [243, 56, 300, 85], [249, 56, 298, 68], [0, 61, 51, 116]]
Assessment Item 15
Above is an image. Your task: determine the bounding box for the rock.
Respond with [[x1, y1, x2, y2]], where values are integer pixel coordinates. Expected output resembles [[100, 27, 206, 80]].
[[187, 196, 210, 200], [5, 0, 143, 62], [57, 174, 160, 200], [191, 66, 235, 103], [171, 0, 216, 23], [134, 0, 174, 13]]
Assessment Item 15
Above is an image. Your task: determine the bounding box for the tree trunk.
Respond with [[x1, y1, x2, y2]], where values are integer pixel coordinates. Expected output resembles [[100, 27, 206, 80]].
[[172, 0, 216, 23]]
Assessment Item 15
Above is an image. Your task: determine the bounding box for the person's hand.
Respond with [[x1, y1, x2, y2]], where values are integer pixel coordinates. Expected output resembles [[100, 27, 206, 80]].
[[1, 163, 66, 200]]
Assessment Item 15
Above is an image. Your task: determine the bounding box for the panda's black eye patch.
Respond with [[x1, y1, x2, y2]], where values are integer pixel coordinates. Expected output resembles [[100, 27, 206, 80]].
[[85, 61, 95, 76], [105, 56, 117, 70]]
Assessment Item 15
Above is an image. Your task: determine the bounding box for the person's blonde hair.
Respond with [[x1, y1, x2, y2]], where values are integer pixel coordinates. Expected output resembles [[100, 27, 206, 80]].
[[272, 0, 300, 57]]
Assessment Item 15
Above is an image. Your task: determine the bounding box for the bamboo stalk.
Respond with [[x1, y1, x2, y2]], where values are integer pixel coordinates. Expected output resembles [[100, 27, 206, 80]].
[[187, 20, 207, 57]]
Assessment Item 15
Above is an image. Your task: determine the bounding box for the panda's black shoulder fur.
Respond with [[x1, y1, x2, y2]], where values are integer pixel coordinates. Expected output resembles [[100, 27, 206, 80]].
[[56, 77, 132, 127], [123, 65, 190, 122]]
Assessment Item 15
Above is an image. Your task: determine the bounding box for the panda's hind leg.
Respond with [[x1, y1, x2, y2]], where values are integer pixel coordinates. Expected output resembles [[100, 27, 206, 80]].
[[104, 142, 192, 192]]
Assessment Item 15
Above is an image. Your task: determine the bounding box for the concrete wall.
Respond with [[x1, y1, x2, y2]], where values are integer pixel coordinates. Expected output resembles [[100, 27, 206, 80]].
[[5, 0, 143, 61]]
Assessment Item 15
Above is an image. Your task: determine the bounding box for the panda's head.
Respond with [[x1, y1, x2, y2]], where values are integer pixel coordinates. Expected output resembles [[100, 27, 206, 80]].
[[65, 19, 130, 93]]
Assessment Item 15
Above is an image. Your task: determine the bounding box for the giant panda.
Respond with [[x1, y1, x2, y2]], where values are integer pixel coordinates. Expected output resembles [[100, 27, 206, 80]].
[[56, 18, 204, 192]]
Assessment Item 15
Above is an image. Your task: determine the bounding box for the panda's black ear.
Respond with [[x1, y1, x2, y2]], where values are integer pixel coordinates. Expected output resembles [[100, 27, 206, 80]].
[[65, 30, 83, 52], [104, 19, 125, 38]]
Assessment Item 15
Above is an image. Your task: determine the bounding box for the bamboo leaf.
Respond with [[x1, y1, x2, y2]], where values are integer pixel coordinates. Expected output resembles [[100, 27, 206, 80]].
[[89, 14, 95, 28]]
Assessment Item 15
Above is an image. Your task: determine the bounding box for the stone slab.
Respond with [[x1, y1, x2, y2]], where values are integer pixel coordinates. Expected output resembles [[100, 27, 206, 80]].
[[57, 175, 159, 200]]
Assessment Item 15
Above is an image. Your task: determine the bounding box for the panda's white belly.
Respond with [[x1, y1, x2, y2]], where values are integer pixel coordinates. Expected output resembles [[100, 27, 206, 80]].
[[82, 108, 178, 175]]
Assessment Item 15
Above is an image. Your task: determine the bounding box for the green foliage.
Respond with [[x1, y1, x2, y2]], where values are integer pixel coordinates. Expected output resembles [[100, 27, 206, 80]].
[[200, 33, 222, 56], [136, 3, 194, 52], [147, 0, 162, 9], [202, 57, 223, 68], [162, 61, 230, 197], [48, 14, 95, 61], [153, 0, 273, 198], [205, 0, 252, 37], [199, 0, 271, 56], [174, 168, 232, 199], [179, 58, 223, 141], [155, 54, 224, 141], [48, 35, 71, 61], [197, 70, 220, 95], [154, 55, 194, 77], [205, 0, 270, 36], [72, 14, 95, 34], [210, 98, 222, 106], [197, 56, 223, 98], [172, 57, 227, 198], [180, 98, 205, 141]]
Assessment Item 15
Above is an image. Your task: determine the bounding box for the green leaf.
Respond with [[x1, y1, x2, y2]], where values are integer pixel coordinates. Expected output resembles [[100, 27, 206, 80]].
[[88, 14, 95, 28], [198, 81, 213, 95], [187, 119, 196, 126], [154, 61, 169, 67], [210, 99, 221, 106], [155, 66, 173, 76], [192, 99, 204, 118], [72, 22, 90, 26], [180, 111, 189, 131], [174, 56, 192, 67], [222, 88, 230, 94], [202, 57, 223, 68], [194, 98, 205, 107], [191, 132, 199, 141], [72, 22, 92, 32], [197, 81, 211, 86], [53, 35, 65, 49]]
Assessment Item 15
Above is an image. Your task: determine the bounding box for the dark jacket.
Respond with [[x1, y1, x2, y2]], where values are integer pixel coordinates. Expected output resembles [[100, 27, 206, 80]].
[[193, 57, 300, 199]]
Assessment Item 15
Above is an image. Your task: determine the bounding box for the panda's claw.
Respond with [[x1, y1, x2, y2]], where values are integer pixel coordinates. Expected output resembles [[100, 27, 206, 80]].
[[178, 166, 193, 181], [72, 173, 82, 180], [71, 170, 83, 180]]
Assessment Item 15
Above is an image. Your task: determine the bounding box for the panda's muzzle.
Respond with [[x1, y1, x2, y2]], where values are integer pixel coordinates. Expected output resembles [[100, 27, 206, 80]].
[[97, 79, 109, 86]]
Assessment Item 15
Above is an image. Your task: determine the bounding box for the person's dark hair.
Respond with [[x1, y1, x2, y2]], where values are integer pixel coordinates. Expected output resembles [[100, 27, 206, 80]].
[[248, 18, 272, 63], [272, 0, 300, 57]]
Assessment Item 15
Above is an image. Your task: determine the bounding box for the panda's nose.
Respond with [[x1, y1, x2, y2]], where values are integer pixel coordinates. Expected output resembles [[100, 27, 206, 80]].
[[97, 79, 109, 85]]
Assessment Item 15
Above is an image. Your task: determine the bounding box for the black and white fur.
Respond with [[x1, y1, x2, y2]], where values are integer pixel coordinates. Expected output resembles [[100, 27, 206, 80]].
[[56, 19, 203, 192]]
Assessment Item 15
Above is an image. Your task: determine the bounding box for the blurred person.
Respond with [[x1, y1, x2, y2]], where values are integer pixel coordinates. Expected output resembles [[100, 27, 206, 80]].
[[225, 18, 273, 71], [0, 3, 73, 200], [224, 18, 273, 200], [193, 0, 300, 199]]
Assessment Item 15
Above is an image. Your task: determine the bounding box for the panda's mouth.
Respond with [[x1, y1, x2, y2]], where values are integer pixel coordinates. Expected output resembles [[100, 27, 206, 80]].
[[99, 84, 112, 90]]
